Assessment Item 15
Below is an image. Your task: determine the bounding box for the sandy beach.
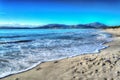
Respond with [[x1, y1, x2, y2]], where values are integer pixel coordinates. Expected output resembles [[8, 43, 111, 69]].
[[0, 28, 120, 80]]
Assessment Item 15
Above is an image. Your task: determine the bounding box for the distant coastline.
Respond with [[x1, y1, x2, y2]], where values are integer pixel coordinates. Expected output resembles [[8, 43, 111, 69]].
[[0, 22, 109, 29], [0, 22, 120, 29]]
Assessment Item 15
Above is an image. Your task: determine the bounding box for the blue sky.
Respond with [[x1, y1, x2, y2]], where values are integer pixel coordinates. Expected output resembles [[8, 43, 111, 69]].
[[0, 0, 120, 26]]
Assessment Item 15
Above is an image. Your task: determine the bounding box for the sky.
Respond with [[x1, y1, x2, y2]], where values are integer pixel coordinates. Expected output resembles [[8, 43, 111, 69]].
[[0, 0, 120, 26]]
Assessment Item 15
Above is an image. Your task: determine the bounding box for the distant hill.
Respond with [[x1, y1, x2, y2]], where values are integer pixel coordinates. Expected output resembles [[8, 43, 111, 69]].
[[34, 24, 70, 29], [0, 22, 108, 29], [34, 22, 108, 29], [86, 22, 107, 28]]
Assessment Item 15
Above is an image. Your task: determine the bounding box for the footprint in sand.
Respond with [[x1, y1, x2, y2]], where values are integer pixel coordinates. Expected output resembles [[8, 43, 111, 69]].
[[104, 78, 107, 80], [36, 67, 42, 71], [54, 61, 59, 63], [117, 71, 120, 76], [80, 62, 83, 65], [95, 69, 98, 73], [102, 63, 106, 66], [105, 60, 112, 64], [15, 78, 20, 80]]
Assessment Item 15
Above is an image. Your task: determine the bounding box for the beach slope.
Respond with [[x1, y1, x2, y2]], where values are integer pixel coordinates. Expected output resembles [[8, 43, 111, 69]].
[[1, 28, 120, 80]]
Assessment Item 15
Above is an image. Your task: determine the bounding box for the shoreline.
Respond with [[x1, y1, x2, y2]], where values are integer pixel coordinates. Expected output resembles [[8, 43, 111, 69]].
[[0, 28, 120, 80]]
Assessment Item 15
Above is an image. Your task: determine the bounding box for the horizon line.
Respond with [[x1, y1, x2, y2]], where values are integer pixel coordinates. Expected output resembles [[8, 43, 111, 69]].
[[0, 22, 117, 27]]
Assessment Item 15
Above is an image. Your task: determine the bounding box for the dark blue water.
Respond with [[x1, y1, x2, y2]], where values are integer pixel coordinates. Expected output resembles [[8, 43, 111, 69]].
[[0, 29, 111, 78]]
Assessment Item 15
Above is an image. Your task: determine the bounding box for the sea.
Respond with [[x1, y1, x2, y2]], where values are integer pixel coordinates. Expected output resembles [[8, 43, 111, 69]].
[[0, 29, 112, 78]]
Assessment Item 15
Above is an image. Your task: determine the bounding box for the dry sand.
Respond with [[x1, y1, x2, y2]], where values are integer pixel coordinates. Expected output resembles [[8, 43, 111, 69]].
[[0, 28, 120, 80]]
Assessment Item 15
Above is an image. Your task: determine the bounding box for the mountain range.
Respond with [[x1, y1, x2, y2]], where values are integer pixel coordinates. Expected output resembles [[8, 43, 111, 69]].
[[0, 22, 107, 29]]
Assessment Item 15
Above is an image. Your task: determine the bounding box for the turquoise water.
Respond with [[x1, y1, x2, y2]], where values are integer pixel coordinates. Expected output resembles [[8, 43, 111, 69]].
[[0, 29, 111, 78]]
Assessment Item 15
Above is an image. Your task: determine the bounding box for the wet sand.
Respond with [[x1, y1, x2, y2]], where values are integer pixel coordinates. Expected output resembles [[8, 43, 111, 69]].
[[1, 28, 120, 80]]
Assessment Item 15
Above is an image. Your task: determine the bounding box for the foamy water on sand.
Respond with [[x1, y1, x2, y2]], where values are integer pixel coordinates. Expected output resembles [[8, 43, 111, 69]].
[[0, 29, 111, 78]]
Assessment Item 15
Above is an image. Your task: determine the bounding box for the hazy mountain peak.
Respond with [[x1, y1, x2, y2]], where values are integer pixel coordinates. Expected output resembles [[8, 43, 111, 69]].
[[86, 22, 107, 28]]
